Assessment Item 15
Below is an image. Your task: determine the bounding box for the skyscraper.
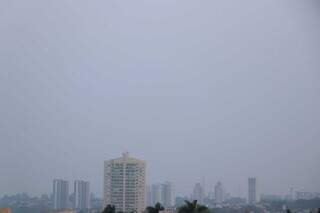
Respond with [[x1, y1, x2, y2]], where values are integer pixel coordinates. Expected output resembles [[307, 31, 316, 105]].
[[192, 183, 204, 204], [146, 185, 152, 206], [248, 177, 257, 204], [214, 181, 224, 204], [161, 181, 175, 207], [74, 180, 90, 210], [53, 179, 69, 210], [103, 153, 146, 213], [151, 184, 162, 205]]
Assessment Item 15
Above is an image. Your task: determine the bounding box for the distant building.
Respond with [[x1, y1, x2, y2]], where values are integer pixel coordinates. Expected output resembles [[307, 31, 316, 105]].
[[146, 185, 152, 206], [192, 183, 204, 204], [103, 153, 146, 213], [151, 184, 162, 205], [260, 194, 282, 202], [248, 177, 257, 204], [90, 193, 103, 209], [74, 180, 90, 210], [214, 181, 224, 204], [0, 208, 11, 213], [295, 191, 320, 200], [161, 181, 175, 207], [53, 179, 69, 210], [159, 208, 175, 213], [175, 196, 190, 207]]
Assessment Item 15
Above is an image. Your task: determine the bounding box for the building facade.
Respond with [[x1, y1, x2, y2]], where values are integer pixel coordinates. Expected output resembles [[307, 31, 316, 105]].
[[192, 183, 204, 204], [146, 185, 152, 206], [53, 179, 69, 210], [151, 184, 162, 205], [103, 153, 146, 213], [74, 180, 90, 210], [214, 181, 224, 204], [161, 181, 175, 207], [248, 177, 257, 204]]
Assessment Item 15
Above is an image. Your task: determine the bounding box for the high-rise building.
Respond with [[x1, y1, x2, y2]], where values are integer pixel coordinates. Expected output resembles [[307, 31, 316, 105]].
[[151, 184, 162, 205], [53, 179, 69, 210], [192, 183, 204, 204], [146, 185, 152, 206], [248, 177, 257, 204], [161, 181, 175, 207], [74, 180, 90, 210], [214, 181, 224, 204], [103, 153, 146, 213]]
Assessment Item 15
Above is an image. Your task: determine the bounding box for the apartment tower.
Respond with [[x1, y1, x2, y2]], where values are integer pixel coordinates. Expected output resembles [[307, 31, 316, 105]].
[[103, 153, 146, 213]]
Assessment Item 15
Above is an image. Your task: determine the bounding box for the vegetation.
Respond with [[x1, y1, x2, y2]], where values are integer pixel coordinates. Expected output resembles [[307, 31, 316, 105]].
[[178, 200, 209, 213], [102, 204, 116, 213], [146, 202, 165, 213]]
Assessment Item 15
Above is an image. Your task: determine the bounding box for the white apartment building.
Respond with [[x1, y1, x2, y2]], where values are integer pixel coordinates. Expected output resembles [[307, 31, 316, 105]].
[[74, 180, 90, 210], [103, 153, 146, 213], [53, 179, 69, 210]]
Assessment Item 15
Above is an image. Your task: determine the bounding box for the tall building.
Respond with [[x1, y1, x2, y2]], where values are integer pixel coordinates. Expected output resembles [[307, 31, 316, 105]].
[[192, 183, 204, 204], [53, 179, 69, 210], [214, 181, 224, 204], [161, 181, 175, 207], [151, 184, 162, 205], [248, 177, 257, 204], [103, 153, 146, 213], [74, 180, 90, 210], [146, 185, 152, 206]]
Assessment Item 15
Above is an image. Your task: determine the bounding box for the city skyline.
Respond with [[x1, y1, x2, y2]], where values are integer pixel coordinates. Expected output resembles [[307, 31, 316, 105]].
[[0, 156, 316, 199]]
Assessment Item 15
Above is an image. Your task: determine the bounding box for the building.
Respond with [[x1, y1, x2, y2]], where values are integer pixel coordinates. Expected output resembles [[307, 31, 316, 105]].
[[151, 183, 162, 205], [192, 183, 204, 204], [214, 181, 224, 204], [260, 194, 282, 202], [53, 179, 69, 210], [161, 181, 175, 207], [74, 180, 90, 210], [295, 191, 320, 200], [146, 185, 152, 206], [159, 208, 175, 213], [103, 153, 146, 213], [0, 208, 11, 213], [248, 177, 257, 204]]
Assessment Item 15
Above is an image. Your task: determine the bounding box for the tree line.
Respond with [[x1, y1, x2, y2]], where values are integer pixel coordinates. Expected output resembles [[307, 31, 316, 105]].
[[102, 200, 209, 213]]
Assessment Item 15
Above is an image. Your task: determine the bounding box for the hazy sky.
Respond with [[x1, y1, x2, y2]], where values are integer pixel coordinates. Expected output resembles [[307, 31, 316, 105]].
[[0, 0, 319, 198]]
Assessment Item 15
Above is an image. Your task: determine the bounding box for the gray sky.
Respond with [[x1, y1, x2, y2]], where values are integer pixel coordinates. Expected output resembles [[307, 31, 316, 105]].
[[0, 0, 319, 198]]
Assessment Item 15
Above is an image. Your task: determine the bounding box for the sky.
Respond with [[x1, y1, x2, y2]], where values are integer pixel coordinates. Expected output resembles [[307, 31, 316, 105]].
[[0, 0, 320, 198]]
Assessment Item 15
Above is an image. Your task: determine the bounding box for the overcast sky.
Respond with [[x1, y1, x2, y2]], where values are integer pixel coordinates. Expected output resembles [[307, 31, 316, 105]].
[[0, 0, 319, 198]]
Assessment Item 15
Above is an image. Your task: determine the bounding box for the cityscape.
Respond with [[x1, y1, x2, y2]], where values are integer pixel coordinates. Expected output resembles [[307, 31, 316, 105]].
[[0, 153, 319, 213], [1, 1, 320, 213]]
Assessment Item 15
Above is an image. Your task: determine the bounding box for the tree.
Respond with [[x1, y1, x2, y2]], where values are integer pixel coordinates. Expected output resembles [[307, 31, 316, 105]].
[[102, 204, 116, 213], [146, 202, 165, 213], [178, 200, 209, 213]]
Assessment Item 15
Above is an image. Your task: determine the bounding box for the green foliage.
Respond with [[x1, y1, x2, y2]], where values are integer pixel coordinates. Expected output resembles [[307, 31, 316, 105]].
[[178, 200, 209, 213], [146, 202, 165, 213], [102, 204, 116, 213]]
